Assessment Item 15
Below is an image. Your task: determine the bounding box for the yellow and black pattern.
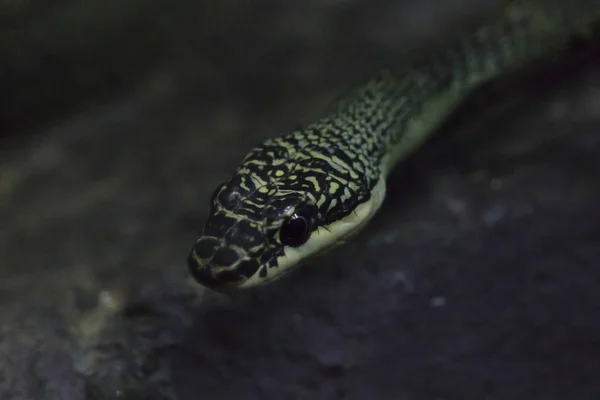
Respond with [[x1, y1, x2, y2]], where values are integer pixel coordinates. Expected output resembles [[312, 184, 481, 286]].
[[188, 0, 600, 292]]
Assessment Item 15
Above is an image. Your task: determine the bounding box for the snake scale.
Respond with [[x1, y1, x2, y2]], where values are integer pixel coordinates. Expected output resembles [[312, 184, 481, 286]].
[[187, 0, 600, 293]]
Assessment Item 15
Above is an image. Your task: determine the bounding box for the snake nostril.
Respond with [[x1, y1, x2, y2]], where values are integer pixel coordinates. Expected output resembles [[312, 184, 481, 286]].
[[187, 250, 201, 271], [212, 246, 241, 267], [193, 237, 220, 259]]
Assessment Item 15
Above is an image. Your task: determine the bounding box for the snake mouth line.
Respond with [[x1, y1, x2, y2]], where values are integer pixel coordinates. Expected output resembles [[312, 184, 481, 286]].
[[186, 251, 227, 288], [187, 248, 273, 290]]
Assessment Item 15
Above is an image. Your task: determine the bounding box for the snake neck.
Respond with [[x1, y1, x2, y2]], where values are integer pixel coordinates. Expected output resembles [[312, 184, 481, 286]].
[[240, 0, 600, 228], [323, 0, 600, 180]]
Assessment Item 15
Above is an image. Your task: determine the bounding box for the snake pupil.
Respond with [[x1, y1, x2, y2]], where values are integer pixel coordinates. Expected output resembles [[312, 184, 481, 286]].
[[280, 213, 311, 247]]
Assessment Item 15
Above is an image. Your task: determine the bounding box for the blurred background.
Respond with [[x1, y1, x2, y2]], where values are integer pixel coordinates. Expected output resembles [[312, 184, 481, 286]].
[[1, 0, 600, 399]]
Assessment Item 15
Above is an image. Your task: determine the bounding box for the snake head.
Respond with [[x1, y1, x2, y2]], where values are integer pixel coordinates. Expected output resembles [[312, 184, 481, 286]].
[[187, 174, 323, 292], [187, 167, 386, 293], [187, 125, 387, 292]]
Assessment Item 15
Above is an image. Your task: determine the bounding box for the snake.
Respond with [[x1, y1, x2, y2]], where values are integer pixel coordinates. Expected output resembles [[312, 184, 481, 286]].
[[187, 0, 600, 293]]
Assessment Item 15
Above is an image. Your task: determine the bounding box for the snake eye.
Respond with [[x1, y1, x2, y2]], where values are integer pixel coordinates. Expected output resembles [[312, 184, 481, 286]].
[[279, 211, 312, 247]]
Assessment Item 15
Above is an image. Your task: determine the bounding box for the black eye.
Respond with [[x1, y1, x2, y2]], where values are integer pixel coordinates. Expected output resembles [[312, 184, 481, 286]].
[[279, 212, 312, 247]]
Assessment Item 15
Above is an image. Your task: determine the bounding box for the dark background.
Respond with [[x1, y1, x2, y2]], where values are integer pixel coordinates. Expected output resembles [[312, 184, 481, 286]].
[[1, 1, 600, 399]]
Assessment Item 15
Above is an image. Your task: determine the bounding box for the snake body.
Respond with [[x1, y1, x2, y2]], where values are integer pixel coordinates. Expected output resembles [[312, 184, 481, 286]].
[[188, 0, 600, 292]]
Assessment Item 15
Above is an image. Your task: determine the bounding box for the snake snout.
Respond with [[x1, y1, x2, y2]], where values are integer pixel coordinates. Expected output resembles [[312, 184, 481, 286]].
[[187, 236, 258, 289], [187, 254, 225, 287]]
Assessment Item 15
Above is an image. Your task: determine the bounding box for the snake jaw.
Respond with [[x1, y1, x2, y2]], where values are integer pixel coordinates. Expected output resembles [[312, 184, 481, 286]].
[[186, 234, 264, 290], [186, 253, 231, 288]]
